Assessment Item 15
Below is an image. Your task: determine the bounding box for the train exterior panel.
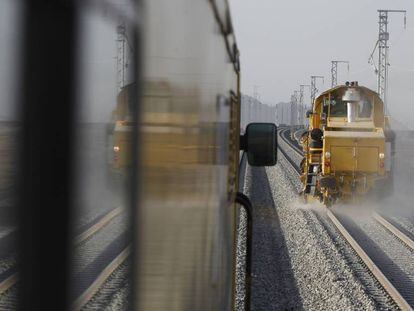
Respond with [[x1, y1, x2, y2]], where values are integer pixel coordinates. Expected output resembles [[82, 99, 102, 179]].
[[301, 82, 393, 206], [134, 1, 240, 310]]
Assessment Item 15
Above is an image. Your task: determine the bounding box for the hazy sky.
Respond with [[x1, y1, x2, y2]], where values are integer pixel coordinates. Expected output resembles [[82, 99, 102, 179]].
[[1, 0, 413, 127], [229, 0, 414, 128]]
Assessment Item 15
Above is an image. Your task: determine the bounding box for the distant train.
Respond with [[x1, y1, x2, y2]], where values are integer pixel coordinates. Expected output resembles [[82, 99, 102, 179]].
[[300, 82, 394, 206]]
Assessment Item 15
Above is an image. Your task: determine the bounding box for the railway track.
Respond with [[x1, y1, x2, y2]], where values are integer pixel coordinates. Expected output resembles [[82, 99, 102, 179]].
[[277, 128, 302, 173], [280, 127, 303, 156], [0, 206, 129, 309], [278, 127, 414, 310]]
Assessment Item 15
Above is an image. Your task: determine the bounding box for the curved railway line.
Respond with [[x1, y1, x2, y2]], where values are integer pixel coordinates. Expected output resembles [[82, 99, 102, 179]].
[[0, 206, 129, 309], [278, 127, 414, 310]]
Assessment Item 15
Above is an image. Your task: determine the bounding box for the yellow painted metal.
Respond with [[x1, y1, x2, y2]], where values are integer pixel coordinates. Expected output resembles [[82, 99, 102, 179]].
[[303, 84, 391, 205], [324, 131, 385, 174]]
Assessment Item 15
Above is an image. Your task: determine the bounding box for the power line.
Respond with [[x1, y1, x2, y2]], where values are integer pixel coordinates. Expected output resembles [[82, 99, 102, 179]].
[[368, 9, 407, 110], [331, 61, 349, 87], [310, 76, 324, 105], [299, 84, 311, 125]]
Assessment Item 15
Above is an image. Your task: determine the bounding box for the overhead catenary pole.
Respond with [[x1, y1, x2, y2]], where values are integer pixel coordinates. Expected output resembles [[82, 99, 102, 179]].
[[290, 92, 298, 137], [290, 94, 295, 127], [331, 61, 350, 87], [369, 9, 407, 111], [300, 84, 311, 125], [311, 76, 324, 105], [294, 90, 299, 126]]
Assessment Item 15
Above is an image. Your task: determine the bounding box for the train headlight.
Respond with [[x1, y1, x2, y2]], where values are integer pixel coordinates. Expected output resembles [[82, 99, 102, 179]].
[[325, 151, 331, 159], [379, 153, 385, 159], [113, 146, 120, 152]]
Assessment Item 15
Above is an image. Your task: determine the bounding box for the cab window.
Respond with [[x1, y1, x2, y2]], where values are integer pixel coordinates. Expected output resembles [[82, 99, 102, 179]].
[[358, 99, 372, 118], [329, 97, 347, 117]]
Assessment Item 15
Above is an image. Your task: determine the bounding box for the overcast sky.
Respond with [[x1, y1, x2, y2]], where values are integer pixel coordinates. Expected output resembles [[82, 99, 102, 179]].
[[228, 0, 414, 128], [1, 1, 413, 127]]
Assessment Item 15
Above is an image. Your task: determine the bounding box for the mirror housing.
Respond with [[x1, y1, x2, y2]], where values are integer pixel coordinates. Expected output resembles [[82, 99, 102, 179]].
[[306, 110, 313, 118], [240, 123, 277, 166]]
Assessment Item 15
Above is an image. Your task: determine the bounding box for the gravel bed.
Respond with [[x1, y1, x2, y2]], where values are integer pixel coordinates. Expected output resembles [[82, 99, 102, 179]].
[[264, 164, 380, 310], [0, 255, 16, 276], [235, 207, 247, 311], [389, 215, 414, 239], [234, 135, 396, 310], [74, 203, 121, 235], [277, 150, 302, 192], [278, 131, 303, 165], [0, 284, 18, 310], [0, 212, 128, 309], [277, 136, 398, 309], [314, 212, 397, 310], [340, 215, 414, 306], [72, 212, 127, 274], [81, 258, 130, 310]]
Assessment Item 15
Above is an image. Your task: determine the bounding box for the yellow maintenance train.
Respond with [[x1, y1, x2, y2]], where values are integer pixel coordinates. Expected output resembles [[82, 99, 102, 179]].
[[300, 81, 394, 206]]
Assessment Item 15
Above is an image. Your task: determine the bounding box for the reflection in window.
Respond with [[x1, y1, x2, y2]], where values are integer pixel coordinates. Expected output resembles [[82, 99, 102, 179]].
[[359, 100, 372, 118], [70, 4, 134, 309], [326, 95, 372, 119], [0, 0, 21, 308], [329, 97, 347, 117]]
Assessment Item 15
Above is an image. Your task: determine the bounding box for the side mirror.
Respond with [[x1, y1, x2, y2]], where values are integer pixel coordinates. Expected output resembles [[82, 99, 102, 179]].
[[306, 110, 313, 118], [240, 123, 277, 166]]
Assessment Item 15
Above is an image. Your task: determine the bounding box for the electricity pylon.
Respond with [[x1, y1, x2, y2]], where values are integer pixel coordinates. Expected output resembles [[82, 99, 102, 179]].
[[369, 9, 407, 109], [331, 61, 349, 87]]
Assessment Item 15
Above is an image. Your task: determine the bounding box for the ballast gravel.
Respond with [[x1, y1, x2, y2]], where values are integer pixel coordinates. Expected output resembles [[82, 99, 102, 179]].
[[81, 258, 130, 310], [342, 216, 414, 306], [236, 160, 391, 310], [278, 131, 303, 165]]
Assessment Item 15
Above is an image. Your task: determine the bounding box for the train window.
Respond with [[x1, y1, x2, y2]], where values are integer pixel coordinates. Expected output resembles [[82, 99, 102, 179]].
[[329, 98, 347, 117], [358, 99, 372, 118], [0, 0, 22, 307], [70, 3, 136, 309]]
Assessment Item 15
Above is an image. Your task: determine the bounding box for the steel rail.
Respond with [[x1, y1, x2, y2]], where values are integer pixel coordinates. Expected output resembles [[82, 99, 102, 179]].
[[0, 273, 17, 295], [72, 246, 131, 310], [0, 206, 124, 295], [293, 128, 306, 145], [74, 206, 123, 244], [279, 128, 303, 157], [278, 131, 412, 310], [374, 212, 414, 252], [327, 210, 412, 311], [277, 129, 302, 174]]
